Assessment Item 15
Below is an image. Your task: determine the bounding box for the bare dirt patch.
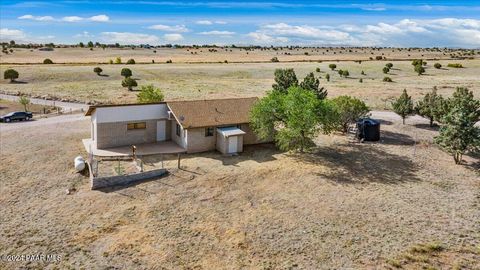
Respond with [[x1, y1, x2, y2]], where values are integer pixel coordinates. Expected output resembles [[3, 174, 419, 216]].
[[0, 110, 478, 269]]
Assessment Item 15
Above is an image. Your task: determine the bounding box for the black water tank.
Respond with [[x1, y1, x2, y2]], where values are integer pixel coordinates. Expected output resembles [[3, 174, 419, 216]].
[[357, 118, 380, 141]]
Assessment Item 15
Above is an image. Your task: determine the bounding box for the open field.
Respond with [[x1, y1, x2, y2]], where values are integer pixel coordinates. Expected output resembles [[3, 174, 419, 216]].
[[1, 59, 480, 109], [1, 47, 478, 64], [0, 99, 55, 115], [1, 111, 479, 269]]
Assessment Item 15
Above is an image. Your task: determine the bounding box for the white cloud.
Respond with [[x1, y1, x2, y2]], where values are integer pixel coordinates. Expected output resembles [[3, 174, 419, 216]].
[[89, 14, 109, 22], [215, 21, 227, 24], [164, 33, 184, 42], [18, 14, 54, 21], [74, 31, 93, 38], [247, 32, 288, 43], [18, 14, 109, 23], [198, 30, 235, 36], [148, 24, 189, 32], [196, 20, 213, 25], [0, 28, 27, 41], [62, 16, 83, 22], [100, 32, 159, 45]]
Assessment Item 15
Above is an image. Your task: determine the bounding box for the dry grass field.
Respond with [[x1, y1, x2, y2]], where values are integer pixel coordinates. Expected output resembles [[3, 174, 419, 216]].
[[1, 59, 480, 109], [1, 47, 477, 64], [0, 112, 479, 269]]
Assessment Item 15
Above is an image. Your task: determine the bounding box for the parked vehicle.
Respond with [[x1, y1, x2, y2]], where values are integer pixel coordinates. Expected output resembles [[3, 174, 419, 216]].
[[0, 111, 33, 122]]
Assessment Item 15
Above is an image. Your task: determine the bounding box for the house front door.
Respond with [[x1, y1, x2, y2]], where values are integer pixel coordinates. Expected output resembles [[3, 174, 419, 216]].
[[228, 136, 238, 153], [156, 120, 166, 141]]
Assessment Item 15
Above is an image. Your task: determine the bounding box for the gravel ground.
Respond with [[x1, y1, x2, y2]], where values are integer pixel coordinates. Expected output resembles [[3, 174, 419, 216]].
[[0, 113, 479, 269]]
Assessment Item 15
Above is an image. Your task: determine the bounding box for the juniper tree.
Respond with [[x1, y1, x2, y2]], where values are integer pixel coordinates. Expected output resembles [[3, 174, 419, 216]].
[[392, 89, 414, 124], [300, 72, 327, 100], [272, 68, 298, 94]]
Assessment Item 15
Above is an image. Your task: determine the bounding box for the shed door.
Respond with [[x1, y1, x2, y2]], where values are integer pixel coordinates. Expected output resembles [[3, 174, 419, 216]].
[[228, 136, 238, 153], [156, 121, 166, 141]]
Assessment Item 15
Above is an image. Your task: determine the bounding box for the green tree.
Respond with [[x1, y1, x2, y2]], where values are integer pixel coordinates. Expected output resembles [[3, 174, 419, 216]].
[[126, 58, 136, 64], [87, 41, 94, 48], [315, 67, 320, 72], [383, 76, 392, 82], [434, 63, 442, 69], [137, 84, 164, 103], [415, 88, 445, 126], [4, 68, 19, 82], [250, 86, 327, 152], [78, 42, 84, 48], [342, 70, 349, 77], [43, 58, 53, 64], [120, 68, 132, 78], [272, 68, 298, 94], [414, 64, 425, 75], [121, 77, 137, 91], [325, 73, 330, 82], [328, 64, 336, 70], [93, 67, 103, 76], [300, 72, 327, 100], [392, 89, 414, 124], [435, 87, 480, 164], [383, 66, 390, 74], [411, 59, 423, 66], [19, 95, 30, 112], [330, 96, 370, 133], [386, 63, 393, 69], [338, 70, 344, 77]]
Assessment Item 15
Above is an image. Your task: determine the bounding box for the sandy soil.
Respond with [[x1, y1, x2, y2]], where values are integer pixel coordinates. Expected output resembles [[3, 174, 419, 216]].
[[0, 108, 478, 269], [1, 47, 478, 64], [1, 59, 479, 109]]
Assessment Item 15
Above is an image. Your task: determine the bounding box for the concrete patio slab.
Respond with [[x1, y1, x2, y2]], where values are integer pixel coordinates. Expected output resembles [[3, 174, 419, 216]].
[[83, 139, 186, 157]]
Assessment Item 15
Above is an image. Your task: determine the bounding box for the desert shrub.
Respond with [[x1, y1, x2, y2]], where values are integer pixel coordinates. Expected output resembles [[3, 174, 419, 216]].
[[383, 67, 390, 74], [120, 68, 132, 78], [43, 58, 53, 64], [108, 59, 113, 64], [338, 70, 344, 76], [166, 59, 172, 63], [300, 72, 327, 99], [272, 68, 298, 93], [383, 76, 393, 82], [435, 87, 480, 164], [330, 95, 370, 133], [386, 63, 393, 69], [391, 89, 414, 124], [328, 64, 336, 70], [126, 58, 136, 64], [434, 63, 442, 69], [361, 70, 365, 75], [115, 57, 122, 64], [93, 67, 103, 75], [19, 95, 30, 111], [137, 84, 164, 103], [359, 78, 363, 83], [375, 56, 383, 60], [4, 68, 19, 82], [447, 63, 463, 68], [325, 73, 330, 82], [315, 67, 320, 72], [121, 77, 137, 91], [415, 64, 425, 75], [411, 59, 423, 66], [270, 56, 279, 62]]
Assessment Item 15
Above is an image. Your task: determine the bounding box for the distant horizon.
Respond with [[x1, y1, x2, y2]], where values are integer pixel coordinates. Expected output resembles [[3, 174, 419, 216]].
[[1, 0, 480, 48]]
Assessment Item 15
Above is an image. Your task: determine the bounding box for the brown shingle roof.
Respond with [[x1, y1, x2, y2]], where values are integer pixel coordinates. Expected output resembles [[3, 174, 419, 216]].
[[167, 97, 258, 129]]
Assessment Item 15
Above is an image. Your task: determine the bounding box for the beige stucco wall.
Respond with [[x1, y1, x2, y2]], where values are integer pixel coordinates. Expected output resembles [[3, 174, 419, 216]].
[[186, 127, 217, 153], [171, 120, 186, 148], [240, 123, 271, 145]]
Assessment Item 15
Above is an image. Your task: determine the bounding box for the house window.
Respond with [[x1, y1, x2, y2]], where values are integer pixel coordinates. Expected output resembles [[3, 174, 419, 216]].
[[127, 122, 146, 130], [176, 123, 181, 136], [205, 127, 214, 137], [236, 124, 242, 129]]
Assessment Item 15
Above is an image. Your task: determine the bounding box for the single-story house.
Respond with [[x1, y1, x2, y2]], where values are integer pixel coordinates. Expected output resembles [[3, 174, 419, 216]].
[[84, 97, 269, 155]]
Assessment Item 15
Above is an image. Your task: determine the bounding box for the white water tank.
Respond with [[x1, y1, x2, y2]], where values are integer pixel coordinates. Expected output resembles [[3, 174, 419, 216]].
[[74, 156, 85, 172]]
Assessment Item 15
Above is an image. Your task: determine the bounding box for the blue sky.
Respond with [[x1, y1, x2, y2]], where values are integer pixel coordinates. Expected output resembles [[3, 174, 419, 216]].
[[1, 1, 480, 47]]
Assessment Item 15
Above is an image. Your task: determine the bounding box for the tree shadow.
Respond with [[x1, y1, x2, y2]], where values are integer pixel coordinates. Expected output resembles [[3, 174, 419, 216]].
[[380, 130, 416, 145], [207, 143, 279, 166], [377, 119, 393, 125], [97, 171, 171, 193], [9, 80, 28, 84], [99, 74, 110, 77], [413, 123, 440, 131], [289, 143, 420, 185]]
